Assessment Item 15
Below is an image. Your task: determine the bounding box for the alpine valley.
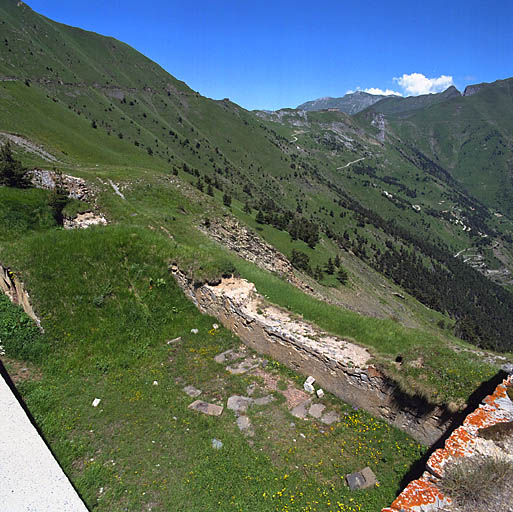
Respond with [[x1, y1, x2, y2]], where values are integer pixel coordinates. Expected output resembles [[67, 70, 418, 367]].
[[1, 1, 513, 511]]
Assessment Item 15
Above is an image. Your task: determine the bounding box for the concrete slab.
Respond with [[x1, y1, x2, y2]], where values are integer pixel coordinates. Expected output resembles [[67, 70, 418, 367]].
[[346, 466, 377, 490], [0, 371, 88, 511], [320, 411, 340, 425], [290, 399, 312, 419], [188, 400, 224, 416]]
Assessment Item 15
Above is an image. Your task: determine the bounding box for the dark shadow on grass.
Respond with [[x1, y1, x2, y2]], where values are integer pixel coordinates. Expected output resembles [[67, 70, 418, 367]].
[[395, 369, 509, 496], [0, 359, 90, 510]]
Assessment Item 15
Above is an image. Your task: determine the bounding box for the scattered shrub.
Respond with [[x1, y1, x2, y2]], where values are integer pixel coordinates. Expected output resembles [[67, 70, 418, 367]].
[[440, 456, 513, 510]]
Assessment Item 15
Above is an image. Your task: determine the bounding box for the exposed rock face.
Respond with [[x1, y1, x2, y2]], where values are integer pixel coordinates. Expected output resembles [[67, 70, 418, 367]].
[[63, 212, 107, 229], [0, 133, 58, 162], [172, 271, 455, 444], [463, 83, 487, 97], [198, 217, 316, 297], [0, 264, 42, 330], [383, 375, 513, 512], [28, 169, 90, 201]]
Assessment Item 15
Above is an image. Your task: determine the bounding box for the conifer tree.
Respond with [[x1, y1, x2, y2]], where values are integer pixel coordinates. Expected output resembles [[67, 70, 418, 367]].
[[0, 142, 29, 188]]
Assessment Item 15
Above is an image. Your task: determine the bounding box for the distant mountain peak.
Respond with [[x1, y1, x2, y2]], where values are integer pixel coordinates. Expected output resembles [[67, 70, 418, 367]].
[[463, 82, 488, 97], [297, 91, 387, 114]]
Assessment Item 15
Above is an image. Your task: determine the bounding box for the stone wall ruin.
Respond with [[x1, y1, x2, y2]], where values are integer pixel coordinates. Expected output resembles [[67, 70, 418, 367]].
[[172, 270, 458, 445]]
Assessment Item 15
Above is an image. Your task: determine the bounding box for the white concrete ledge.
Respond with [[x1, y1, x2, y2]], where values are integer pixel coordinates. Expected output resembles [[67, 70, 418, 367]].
[[0, 371, 88, 511]]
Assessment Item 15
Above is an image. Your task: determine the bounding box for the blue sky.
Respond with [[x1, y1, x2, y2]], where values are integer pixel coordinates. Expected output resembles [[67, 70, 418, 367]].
[[27, 0, 513, 110]]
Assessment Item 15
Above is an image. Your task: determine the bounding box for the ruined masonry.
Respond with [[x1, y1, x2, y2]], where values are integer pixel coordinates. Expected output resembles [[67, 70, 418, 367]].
[[382, 374, 513, 512], [172, 271, 454, 445]]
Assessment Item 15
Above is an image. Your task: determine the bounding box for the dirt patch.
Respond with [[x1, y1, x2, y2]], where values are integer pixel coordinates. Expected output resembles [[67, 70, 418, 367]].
[[2, 357, 42, 384], [251, 367, 309, 409]]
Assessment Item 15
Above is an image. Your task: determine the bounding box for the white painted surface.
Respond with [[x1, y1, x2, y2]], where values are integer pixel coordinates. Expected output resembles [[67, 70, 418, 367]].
[[0, 373, 88, 511]]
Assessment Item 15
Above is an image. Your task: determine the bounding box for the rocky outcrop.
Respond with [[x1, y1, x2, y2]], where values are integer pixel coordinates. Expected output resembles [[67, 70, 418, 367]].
[[198, 217, 317, 297], [0, 133, 58, 163], [0, 264, 42, 330], [28, 169, 90, 201], [463, 83, 487, 97], [383, 375, 513, 511], [172, 270, 455, 445], [63, 212, 107, 229]]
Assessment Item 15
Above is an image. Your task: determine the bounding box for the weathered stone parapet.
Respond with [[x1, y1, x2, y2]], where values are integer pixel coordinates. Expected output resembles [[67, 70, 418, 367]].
[[0, 264, 42, 330], [383, 375, 513, 511], [172, 270, 453, 444]]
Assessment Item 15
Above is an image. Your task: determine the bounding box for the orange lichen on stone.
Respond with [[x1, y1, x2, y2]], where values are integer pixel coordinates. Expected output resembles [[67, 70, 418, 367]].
[[387, 472, 451, 511], [427, 427, 475, 477], [383, 376, 513, 511], [463, 404, 505, 433], [483, 381, 509, 407]]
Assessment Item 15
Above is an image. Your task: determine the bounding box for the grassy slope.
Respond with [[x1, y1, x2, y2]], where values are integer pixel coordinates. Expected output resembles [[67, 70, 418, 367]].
[[0, 5, 509, 506], [384, 79, 513, 215], [1, 190, 428, 512]]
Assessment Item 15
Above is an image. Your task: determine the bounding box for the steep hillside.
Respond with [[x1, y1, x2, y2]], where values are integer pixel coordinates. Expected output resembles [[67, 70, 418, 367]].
[[378, 78, 513, 216], [363, 86, 461, 116], [2, 3, 513, 510], [2, 0, 513, 353]]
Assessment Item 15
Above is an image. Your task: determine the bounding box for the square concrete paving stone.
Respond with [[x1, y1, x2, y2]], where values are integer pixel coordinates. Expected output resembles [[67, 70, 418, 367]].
[[290, 399, 313, 419], [346, 467, 378, 490], [188, 400, 224, 416]]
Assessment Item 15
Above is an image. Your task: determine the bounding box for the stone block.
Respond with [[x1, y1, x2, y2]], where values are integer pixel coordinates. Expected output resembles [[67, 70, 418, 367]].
[[308, 403, 326, 419], [346, 466, 377, 490], [320, 411, 339, 425], [236, 415, 253, 436], [304, 382, 315, 394], [290, 399, 312, 419], [227, 395, 252, 414], [253, 395, 274, 406], [188, 400, 223, 416], [183, 385, 202, 398]]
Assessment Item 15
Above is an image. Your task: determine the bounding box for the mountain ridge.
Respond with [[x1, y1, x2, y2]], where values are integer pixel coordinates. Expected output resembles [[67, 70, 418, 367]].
[[2, 0, 513, 354], [297, 90, 389, 114]]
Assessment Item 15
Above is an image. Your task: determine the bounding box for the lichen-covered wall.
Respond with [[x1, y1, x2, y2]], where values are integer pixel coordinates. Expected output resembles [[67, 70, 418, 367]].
[[0, 264, 42, 330], [382, 374, 513, 511], [172, 270, 455, 445]]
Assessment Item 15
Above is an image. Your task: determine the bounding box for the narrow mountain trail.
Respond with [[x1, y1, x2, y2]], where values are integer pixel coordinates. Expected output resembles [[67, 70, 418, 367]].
[[0, 132, 59, 163], [337, 157, 365, 170]]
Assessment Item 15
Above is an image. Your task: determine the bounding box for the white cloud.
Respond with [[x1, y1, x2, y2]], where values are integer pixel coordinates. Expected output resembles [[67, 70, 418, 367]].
[[393, 73, 454, 96], [346, 86, 401, 96], [363, 87, 401, 96]]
